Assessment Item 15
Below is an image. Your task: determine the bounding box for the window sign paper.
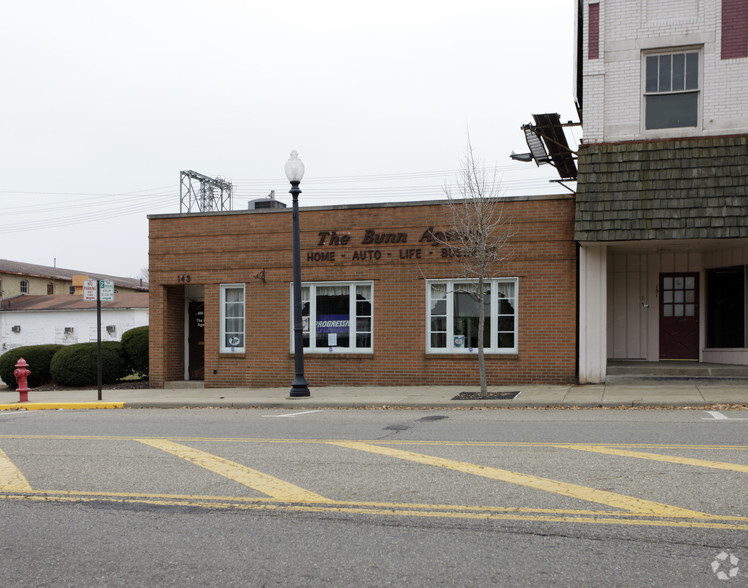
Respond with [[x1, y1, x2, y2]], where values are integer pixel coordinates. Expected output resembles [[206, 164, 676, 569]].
[[317, 315, 349, 334]]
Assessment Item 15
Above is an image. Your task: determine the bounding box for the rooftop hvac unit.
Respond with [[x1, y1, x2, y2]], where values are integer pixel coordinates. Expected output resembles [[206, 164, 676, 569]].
[[248, 199, 287, 210], [248, 190, 287, 210]]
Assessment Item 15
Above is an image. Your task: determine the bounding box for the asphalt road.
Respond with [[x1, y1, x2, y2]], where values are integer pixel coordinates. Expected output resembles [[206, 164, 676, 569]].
[[0, 407, 746, 586]]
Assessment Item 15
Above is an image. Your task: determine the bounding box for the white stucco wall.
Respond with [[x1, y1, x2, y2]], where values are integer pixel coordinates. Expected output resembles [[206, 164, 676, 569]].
[[0, 308, 149, 353]]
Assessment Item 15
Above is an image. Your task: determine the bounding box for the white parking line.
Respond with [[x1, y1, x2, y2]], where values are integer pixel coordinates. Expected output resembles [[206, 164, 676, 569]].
[[263, 410, 325, 418], [704, 411, 748, 421]]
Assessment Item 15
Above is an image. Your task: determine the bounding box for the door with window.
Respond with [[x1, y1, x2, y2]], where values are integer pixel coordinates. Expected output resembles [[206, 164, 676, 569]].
[[659, 273, 699, 360], [188, 300, 205, 380]]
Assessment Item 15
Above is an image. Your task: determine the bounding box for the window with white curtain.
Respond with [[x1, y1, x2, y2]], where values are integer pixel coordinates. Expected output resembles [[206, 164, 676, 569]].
[[427, 278, 517, 353], [292, 282, 373, 353], [220, 284, 245, 353]]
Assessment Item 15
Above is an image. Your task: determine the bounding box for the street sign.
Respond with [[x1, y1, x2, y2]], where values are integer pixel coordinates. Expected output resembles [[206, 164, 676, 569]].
[[99, 280, 115, 301], [83, 279, 98, 301]]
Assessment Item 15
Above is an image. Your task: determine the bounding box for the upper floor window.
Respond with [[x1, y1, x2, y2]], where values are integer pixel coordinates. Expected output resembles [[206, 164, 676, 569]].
[[20, 280, 29, 294], [47, 282, 54, 295], [220, 284, 245, 353], [644, 50, 699, 130], [293, 282, 373, 353], [427, 279, 518, 354]]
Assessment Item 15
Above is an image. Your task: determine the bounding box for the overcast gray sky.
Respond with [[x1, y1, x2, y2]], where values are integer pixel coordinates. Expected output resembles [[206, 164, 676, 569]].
[[1, 1, 578, 279]]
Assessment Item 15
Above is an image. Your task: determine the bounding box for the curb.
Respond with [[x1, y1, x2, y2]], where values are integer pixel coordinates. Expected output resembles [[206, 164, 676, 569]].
[[0, 402, 125, 411], [1, 401, 742, 411]]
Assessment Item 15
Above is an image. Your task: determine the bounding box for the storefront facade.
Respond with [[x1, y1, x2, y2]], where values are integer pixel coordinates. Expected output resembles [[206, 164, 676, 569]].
[[148, 195, 577, 388]]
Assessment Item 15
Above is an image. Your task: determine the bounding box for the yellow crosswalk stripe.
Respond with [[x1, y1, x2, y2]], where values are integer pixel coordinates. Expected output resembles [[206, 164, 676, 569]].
[[0, 448, 32, 492], [136, 439, 332, 503], [329, 441, 711, 518], [556, 444, 748, 473]]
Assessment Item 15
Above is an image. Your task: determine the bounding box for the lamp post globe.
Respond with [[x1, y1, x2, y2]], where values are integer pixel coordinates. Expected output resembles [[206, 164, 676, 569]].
[[287, 150, 310, 397], [285, 150, 305, 183]]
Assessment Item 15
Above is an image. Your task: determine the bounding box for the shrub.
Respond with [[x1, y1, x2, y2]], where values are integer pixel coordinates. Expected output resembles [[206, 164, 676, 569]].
[[121, 326, 149, 376], [50, 342, 128, 387], [0, 345, 65, 390]]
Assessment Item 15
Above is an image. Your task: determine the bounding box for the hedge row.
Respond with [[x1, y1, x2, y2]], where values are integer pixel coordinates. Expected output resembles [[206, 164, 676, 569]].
[[0, 326, 148, 389]]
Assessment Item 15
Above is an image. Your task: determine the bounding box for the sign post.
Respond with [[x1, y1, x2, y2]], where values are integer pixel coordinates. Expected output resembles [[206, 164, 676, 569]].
[[82, 279, 115, 400], [96, 281, 102, 400]]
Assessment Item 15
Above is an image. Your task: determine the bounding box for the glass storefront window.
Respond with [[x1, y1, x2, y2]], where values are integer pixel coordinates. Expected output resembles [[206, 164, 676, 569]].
[[427, 279, 518, 354], [220, 284, 245, 353], [293, 282, 373, 353]]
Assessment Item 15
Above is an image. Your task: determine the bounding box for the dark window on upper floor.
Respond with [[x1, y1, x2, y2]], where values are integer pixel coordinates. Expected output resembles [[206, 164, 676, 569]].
[[644, 51, 699, 130]]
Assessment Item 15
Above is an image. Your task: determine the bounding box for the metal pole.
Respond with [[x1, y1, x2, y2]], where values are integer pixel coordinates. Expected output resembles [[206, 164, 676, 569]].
[[96, 280, 103, 401], [289, 180, 310, 397]]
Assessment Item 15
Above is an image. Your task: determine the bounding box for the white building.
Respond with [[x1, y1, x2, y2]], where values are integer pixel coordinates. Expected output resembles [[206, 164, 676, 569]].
[[0, 293, 149, 354], [575, 0, 748, 382]]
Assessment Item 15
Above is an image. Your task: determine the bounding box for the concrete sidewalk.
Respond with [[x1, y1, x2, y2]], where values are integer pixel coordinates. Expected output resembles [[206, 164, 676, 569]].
[[1, 381, 748, 410]]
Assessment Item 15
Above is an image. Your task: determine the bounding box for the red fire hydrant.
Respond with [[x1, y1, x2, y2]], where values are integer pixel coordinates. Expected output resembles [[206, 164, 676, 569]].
[[14, 358, 30, 403]]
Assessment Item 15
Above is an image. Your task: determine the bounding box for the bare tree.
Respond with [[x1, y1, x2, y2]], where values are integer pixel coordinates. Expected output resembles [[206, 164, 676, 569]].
[[436, 141, 512, 394], [136, 266, 149, 284]]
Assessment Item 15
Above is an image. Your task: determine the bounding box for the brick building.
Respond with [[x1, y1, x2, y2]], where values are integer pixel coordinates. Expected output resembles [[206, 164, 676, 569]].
[[148, 195, 577, 388], [575, 0, 748, 382]]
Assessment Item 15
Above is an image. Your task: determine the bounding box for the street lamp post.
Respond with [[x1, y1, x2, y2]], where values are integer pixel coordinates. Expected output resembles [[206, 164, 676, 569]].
[[285, 150, 311, 397]]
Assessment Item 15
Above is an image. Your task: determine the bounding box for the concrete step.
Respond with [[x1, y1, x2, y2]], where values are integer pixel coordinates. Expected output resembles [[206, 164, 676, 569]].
[[606, 361, 748, 384]]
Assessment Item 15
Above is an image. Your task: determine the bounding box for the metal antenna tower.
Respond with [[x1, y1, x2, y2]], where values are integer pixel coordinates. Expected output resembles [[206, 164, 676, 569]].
[[180, 170, 233, 213]]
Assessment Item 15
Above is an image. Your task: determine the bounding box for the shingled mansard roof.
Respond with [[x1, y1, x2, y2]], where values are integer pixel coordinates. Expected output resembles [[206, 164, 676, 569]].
[[0, 259, 147, 291], [574, 135, 748, 242]]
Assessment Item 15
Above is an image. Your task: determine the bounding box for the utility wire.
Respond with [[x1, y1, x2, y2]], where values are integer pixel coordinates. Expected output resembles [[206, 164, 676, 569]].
[[0, 166, 573, 233]]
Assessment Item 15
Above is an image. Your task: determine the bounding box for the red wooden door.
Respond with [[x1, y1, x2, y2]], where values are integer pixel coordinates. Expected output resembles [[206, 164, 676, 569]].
[[659, 273, 699, 360]]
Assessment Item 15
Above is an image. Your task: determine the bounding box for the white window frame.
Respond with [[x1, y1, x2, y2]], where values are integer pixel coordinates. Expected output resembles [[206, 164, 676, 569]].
[[220, 283, 245, 353], [20, 279, 29, 294], [290, 281, 373, 354], [642, 48, 701, 132], [426, 278, 518, 354]]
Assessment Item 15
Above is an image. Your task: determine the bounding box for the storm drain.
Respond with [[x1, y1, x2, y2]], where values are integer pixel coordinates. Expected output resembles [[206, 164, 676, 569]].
[[452, 390, 520, 400]]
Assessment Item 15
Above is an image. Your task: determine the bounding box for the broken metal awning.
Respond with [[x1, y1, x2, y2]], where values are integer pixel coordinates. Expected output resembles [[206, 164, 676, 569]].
[[512, 113, 579, 182]]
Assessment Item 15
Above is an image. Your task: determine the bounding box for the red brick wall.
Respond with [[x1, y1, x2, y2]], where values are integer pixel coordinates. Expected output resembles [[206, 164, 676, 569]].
[[722, 0, 748, 59], [149, 197, 577, 387], [149, 285, 185, 386], [588, 3, 600, 60]]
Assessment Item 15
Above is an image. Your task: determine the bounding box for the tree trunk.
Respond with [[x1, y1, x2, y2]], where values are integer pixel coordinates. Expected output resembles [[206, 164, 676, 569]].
[[477, 276, 487, 395]]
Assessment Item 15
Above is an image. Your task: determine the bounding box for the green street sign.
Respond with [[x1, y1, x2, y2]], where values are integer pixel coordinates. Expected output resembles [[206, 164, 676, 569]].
[[99, 279, 115, 301]]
